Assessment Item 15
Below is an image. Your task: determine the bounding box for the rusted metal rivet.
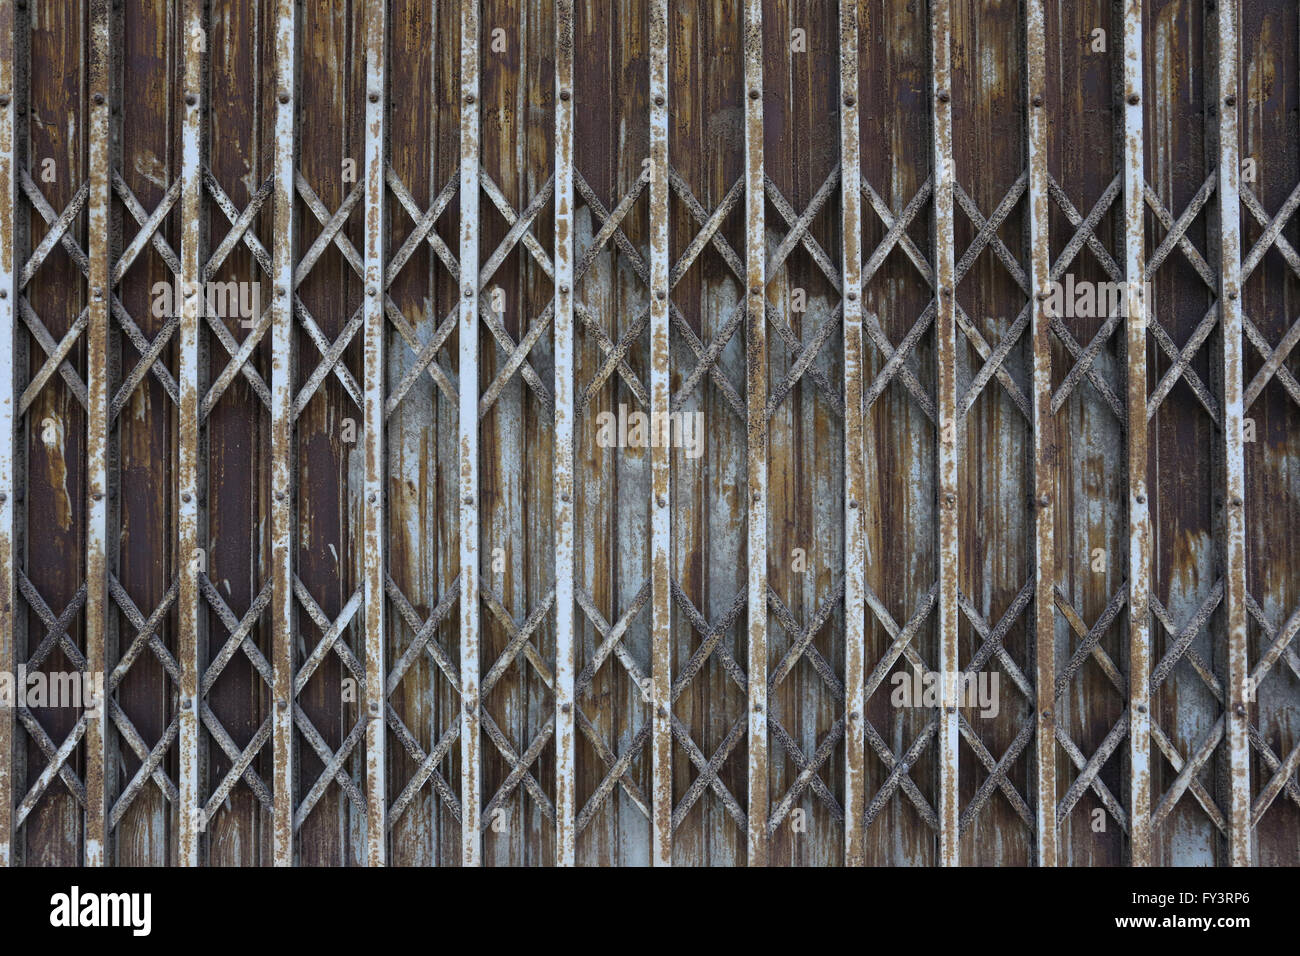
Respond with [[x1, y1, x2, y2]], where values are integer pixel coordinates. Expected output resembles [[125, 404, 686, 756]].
[[1227, 290, 1238, 300], [463, 495, 474, 506], [93, 287, 104, 300], [0, 494, 6, 503], [1041, 709, 1053, 720], [657, 705, 667, 718], [276, 491, 286, 501], [1032, 95, 1043, 107], [559, 284, 570, 294], [560, 702, 571, 714], [941, 287, 952, 298], [560, 491, 570, 503], [749, 88, 760, 100], [843, 95, 856, 107], [753, 701, 763, 713], [937, 90, 950, 103], [1224, 95, 1236, 107], [182, 698, 192, 710], [369, 700, 379, 712], [1136, 493, 1146, 504], [368, 492, 377, 504], [0, 95, 9, 107], [848, 499, 858, 509], [278, 91, 290, 105], [846, 291, 857, 302], [560, 89, 571, 101], [463, 284, 474, 298], [656, 291, 666, 301], [1137, 704, 1147, 714], [944, 492, 956, 506], [92, 492, 104, 501], [0, 289, 7, 298], [1038, 494, 1050, 507], [750, 284, 761, 296], [1127, 93, 1140, 105], [92, 92, 107, 106], [1230, 497, 1242, 507], [1234, 703, 1246, 716], [657, 495, 666, 508], [465, 93, 476, 104], [278, 699, 288, 710], [182, 493, 192, 503], [276, 286, 286, 298], [654, 95, 664, 106], [1036, 291, 1049, 301], [185, 93, 197, 107], [945, 705, 956, 714], [369, 91, 380, 103], [366, 284, 377, 296]]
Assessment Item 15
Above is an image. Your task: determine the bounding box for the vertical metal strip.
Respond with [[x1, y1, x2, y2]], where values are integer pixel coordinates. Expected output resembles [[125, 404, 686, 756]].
[[929, 0, 960, 868], [838, 0, 866, 869], [177, 0, 205, 868], [84, 0, 111, 868], [553, 0, 577, 868], [0, 0, 15, 869], [362, 0, 387, 868], [270, 0, 298, 868], [648, 0, 672, 869], [1121, 0, 1151, 868], [1215, 0, 1250, 868], [742, 0, 768, 869], [1025, 0, 1056, 868], [459, 0, 482, 868]]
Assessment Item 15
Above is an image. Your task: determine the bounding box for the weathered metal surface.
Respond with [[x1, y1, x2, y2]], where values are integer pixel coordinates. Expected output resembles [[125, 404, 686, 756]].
[[0, 0, 1295, 867]]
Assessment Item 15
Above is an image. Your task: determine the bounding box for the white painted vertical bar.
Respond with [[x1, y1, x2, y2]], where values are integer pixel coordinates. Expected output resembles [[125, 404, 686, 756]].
[[1121, 0, 1152, 869], [270, 0, 298, 868], [84, 0, 111, 868], [1215, 0, 1250, 868], [177, 0, 205, 868], [742, 0, 768, 868], [459, 0, 483, 868], [0, 0, 16, 869], [553, 0, 577, 868], [1025, 0, 1057, 868], [362, 0, 388, 868], [839, 0, 867, 868], [648, 0, 673, 869], [929, 0, 960, 868]]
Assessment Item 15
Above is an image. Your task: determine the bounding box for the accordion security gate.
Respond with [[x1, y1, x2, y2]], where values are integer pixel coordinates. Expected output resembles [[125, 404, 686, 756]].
[[0, 0, 1297, 867]]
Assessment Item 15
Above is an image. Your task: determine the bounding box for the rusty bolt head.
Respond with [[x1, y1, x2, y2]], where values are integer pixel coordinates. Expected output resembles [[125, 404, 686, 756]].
[[92, 492, 104, 502], [846, 291, 857, 302], [1137, 704, 1147, 714], [0, 95, 9, 107], [560, 702, 571, 714], [750, 284, 761, 296], [0, 289, 7, 299], [941, 287, 952, 298], [654, 95, 664, 107], [656, 291, 666, 301], [1234, 703, 1246, 716], [464, 284, 474, 298], [1136, 493, 1146, 504], [1032, 95, 1043, 107], [369, 91, 380, 103], [1128, 93, 1140, 105], [848, 499, 858, 509], [937, 90, 950, 103], [657, 495, 666, 508], [843, 95, 856, 107], [185, 93, 197, 107], [368, 492, 377, 504], [749, 88, 760, 100], [366, 284, 377, 296], [463, 495, 474, 506], [560, 90, 571, 101], [279, 91, 290, 105], [752, 701, 763, 713], [276, 491, 286, 501], [1230, 496, 1242, 507], [1041, 709, 1053, 721], [276, 287, 286, 298], [1224, 95, 1236, 107], [93, 92, 106, 105], [657, 705, 667, 719], [1038, 494, 1050, 507], [182, 698, 192, 710], [465, 93, 476, 104], [559, 284, 569, 294], [560, 491, 569, 503], [369, 700, 379, 713], [93, 287, 103, 300], [945, 705, 956, 714], [945, 492, 956, 506], [1227, 290, 1237, 300], [182, 493, 192, 503], [278, 699, 288, 710], [850, 711, 860, 721], [0, 494, 5, 503]]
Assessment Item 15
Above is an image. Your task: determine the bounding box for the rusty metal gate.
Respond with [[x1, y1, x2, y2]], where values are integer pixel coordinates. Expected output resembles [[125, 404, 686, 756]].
[[0, 0, 1297, 868]]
